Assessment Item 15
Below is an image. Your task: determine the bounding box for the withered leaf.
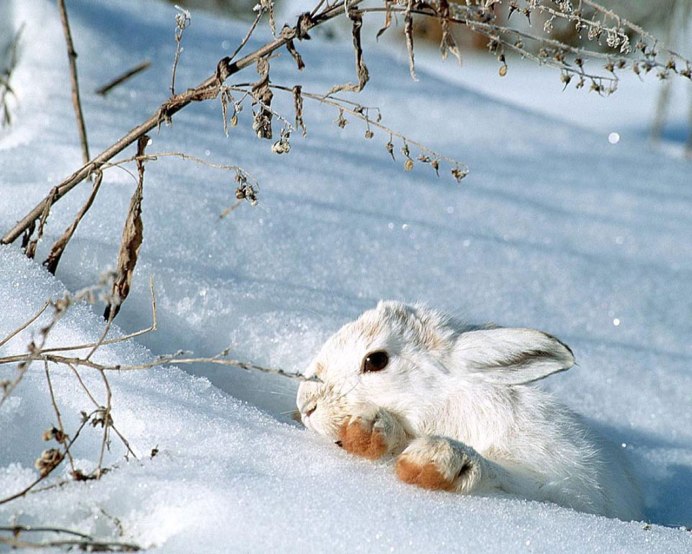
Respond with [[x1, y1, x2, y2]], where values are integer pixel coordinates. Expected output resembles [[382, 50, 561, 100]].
[[327, 9, 369, 95], [376, 0, 393, 40], [438, 0, 461, 63], [404, 1, 417, 80], [252, 57, 273, 139], [104, 135, 148, 320]]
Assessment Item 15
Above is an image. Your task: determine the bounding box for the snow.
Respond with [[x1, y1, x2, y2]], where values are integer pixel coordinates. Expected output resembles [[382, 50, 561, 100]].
[[1, 0, 691, 551]]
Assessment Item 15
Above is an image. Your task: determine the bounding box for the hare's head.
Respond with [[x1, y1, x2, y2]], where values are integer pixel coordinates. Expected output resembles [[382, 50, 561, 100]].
[[297, 301, 574, 439]]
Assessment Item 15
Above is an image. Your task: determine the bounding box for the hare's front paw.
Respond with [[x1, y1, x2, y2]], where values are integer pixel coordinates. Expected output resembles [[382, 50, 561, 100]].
[[395, 436, 482, 493], [338, 408, 407, 460]]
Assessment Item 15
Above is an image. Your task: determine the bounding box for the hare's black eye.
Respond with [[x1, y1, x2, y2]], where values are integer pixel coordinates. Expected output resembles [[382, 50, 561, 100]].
[[362, 351, 389, 373]]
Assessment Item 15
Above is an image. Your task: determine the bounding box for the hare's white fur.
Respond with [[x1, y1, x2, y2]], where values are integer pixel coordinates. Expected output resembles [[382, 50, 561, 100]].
[[297, 301, 642, 520]]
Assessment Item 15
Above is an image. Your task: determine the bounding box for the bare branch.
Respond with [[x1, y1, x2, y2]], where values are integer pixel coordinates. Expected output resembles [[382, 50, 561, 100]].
[[0, 301, 49, 349], [95, 60, 151, 96], [57, 0, 90, 165]]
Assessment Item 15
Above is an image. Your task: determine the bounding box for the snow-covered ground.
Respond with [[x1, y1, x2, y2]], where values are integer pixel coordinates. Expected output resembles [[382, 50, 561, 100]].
[[1, 0, 691, 551]]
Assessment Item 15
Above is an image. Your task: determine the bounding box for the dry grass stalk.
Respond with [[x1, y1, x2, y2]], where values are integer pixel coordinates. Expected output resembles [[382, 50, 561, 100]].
[[95, 60, 151, 96], [43, 170, 104, 275], [57, 0, 90, 166], [103, 136, 149, 321]]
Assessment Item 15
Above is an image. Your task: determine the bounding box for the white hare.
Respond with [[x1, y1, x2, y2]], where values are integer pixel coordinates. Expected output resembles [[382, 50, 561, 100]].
[[297, 301, 643, 521]]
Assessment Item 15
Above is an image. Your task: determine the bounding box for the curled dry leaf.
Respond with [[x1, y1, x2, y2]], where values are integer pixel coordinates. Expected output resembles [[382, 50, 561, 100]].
[[327, 8, 369, 95], [282, 25, 305, 71], [376, 0, 394, 40], [438, 0, 461, 62], [252, 57, 273, 139], [103, 135, 148, 321]]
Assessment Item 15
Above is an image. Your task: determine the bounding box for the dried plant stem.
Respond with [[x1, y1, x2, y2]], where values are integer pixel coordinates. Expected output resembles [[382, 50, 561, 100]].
[[95, 60, 151, 96], [57, 0, 90, 166], [33, 277, 158, 356], [228, 8, 263, 62], [44, 361, 76, 472], [170, 6, 191, 97], [0, 301, 49, 349], [1, 1, 357, 247], [43, 170, 104, 275], [104, 151, 248, 175], [0, 349, 317, 382], [96, 369, 113, 475], [271, 84, 465, 169]]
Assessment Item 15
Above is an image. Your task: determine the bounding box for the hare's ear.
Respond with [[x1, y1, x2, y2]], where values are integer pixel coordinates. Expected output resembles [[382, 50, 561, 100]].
[[453, 328, 575, 386]]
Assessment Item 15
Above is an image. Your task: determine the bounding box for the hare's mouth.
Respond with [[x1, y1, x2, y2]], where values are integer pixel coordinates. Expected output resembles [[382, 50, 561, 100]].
[[291, 409, 303, 424]]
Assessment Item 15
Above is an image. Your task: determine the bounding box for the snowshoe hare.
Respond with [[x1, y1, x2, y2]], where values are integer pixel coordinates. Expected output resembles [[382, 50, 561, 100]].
[[297, 301, 643, 520]]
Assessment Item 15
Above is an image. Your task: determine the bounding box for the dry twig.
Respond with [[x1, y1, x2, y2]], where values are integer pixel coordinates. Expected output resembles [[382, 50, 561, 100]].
[[43, 171, 103, 275], [57, 0, 90, 165], [95, 60, 151, 96]]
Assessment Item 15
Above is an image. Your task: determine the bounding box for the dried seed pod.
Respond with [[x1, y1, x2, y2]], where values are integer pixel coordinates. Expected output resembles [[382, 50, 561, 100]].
[[404, 159, 414, 171]]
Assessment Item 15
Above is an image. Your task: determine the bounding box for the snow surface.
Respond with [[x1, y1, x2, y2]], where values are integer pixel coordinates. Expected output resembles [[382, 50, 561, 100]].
[[1, 0, 691, 551]]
